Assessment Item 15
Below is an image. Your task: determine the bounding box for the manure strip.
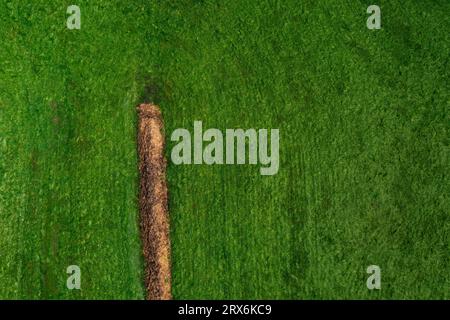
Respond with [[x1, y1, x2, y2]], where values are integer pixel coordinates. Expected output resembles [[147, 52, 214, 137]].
[[137, 103, 172, 300]]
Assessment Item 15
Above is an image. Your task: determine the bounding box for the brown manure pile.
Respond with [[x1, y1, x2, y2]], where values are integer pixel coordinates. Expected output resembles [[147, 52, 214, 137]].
[[137, 103, 172, 300]]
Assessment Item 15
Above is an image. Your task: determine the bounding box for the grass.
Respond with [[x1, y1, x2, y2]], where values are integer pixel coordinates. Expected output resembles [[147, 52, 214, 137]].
[[0, 0, 148, 299], [0, 0, 449, 299]]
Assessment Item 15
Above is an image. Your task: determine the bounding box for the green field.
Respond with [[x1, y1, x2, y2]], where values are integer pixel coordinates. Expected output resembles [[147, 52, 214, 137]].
[[0, 1, 449, 299]]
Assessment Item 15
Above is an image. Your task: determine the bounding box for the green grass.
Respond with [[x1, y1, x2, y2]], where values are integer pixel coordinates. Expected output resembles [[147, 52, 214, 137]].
[[0, 0, 449, 299], [0, 1, 148, 299]]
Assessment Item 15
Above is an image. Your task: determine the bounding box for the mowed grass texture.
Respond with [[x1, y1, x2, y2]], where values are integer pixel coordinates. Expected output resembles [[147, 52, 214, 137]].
[[152, 1, 449, 299], [0, 1, 149, 299], [0, 0, 449, 299]]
